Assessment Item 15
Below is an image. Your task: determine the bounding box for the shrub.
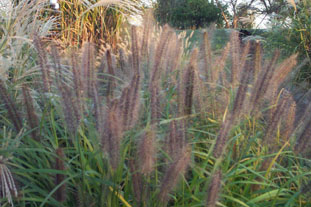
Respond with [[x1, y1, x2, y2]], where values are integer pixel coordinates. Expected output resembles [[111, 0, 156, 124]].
[[155, 0, 222, 29], [266, 0, 311, 84]]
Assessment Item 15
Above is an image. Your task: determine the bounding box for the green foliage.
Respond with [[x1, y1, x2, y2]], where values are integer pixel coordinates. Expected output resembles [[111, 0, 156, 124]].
[[155, 0, 222, 29], [266, 0, 311, 84]]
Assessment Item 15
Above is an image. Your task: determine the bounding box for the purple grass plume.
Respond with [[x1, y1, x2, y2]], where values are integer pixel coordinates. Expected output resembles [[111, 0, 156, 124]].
[[138, 126, 156, 175], [206, 170, 222, 207], [0, 80, 22, 132], [158, 145, 191, 204], [22, 85, 40, 141], [55, 148, 67, 203]]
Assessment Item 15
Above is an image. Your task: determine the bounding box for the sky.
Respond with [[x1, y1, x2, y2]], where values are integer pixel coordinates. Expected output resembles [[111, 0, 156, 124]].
[[141, 0, 155, 7]]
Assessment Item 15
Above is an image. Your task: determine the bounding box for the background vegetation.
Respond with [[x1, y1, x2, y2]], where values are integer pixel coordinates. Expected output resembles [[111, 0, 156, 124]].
[[49, 0, 142, 48], [155, 0, 223, 29], [266, 0, 311, 85]]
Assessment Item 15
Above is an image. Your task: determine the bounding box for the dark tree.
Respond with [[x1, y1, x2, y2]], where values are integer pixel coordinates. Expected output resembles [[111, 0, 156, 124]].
[[155, 0, 223, 29]]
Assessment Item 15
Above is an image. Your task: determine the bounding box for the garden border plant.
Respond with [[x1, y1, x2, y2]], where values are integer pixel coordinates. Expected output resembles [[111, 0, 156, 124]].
[[0, 3, 311, 207]]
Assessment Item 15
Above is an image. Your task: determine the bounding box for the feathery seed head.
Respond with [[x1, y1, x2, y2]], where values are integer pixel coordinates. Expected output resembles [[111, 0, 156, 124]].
[[102, 100, 124, 169], [213, 117, 234, 159], [165, 120, 187, 161], [55, 148, 66, 203], [22, 86, 39, 141], [0, 80, 22, 132], [182, 48, 198, 116], [263, 90, 293, 147], [33, 34, 51, 93], [0, 156, 17, 207], [158, 145, 191, 204], [206, 170, 222, 207], [138, 127, 156, 174], [81, 42, 96, 98]]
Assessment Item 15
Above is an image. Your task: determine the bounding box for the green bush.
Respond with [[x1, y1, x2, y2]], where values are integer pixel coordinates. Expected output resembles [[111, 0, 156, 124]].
[[266, 1, 311, 84], [155, 0, 222, 29]]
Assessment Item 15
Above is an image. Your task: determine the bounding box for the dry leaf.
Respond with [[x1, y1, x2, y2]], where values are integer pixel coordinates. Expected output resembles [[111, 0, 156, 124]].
[[287, 0, 297, 11]]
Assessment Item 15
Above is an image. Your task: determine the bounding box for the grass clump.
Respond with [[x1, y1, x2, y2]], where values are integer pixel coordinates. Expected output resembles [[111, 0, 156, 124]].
[[0, 8, 311, 207], [54, 0, 142, 48]]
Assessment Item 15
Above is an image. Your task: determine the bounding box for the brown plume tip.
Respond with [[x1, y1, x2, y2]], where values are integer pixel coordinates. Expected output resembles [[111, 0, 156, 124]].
[[182, 48, 198, 116], [0, 80, 22, 132], [81, 42, 95, 98], [206, 170, 222, 207], [55, 148, 66, 203], [33, 34, 51, 93], [138, 127, 156, 175], [22, 85, 40, 141], [213, 117, 233, 159], [165, 120, 187, 160], [102, 100, 124, 169], [106, 49, 116, 100], [263, 90, 292, 146], [158, 145, 191, 204], [129, 159, 143, 204]]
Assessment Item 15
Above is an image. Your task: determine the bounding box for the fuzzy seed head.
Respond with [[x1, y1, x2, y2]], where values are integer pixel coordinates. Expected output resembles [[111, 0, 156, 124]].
[[206, 170, 222, 207]]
